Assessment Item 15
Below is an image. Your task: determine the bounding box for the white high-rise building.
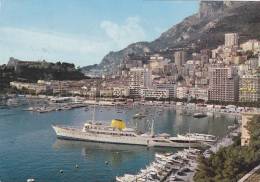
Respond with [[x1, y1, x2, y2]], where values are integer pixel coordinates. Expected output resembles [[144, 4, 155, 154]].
[[176, 86, 189, 99], [155, 83, 176, 98], [128, 67, 152, 97], [128, 67, 152, 88], [225, 33, 239, 47]]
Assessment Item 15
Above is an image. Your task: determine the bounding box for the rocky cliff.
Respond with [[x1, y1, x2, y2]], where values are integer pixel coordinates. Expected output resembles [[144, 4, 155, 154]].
[[82, 1, 260, 74]]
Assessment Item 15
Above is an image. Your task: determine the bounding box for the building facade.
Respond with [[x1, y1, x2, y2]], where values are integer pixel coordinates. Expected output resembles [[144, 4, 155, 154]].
[[140, 88, 169, 99], [225, 33, 239, 47], [155, 83, 176, 98], [189, 87, 209, 101], [128, 68, 152, 88], [128, 67, 152, 97], [176, 86, 189, 99], [240, 39, 260, 53], [99, 88, 113, 97], [10, 81, 50, 94], [239, 74, 260, 102], [174, 51, 186, 67], [208, 66, 239, 102], [113, 87, 130, 97]]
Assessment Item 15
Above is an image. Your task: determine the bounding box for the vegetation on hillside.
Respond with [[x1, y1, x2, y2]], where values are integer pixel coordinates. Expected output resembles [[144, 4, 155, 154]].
[[0, 61, 86, 93], [0, 65, 16, 93], [194, 115, 260, 182], [15, 61, 85, 81]]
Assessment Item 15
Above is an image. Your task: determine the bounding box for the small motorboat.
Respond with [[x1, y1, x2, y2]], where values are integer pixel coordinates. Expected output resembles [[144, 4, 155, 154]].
[[27, 179, 35, 182], [193, 112, 207, 118], [133, 113, 146, 119]]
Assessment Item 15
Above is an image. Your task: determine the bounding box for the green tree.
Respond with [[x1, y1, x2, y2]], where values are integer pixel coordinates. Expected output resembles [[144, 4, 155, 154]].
[[194, 116, 260, 182]]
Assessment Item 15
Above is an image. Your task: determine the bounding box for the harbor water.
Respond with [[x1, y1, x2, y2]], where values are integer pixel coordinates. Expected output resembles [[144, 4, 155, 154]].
[[0, 105, 236, 182]]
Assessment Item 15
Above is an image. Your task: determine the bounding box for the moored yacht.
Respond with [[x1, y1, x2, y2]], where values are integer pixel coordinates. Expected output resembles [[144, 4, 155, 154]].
[[116, 149, 201, 182], [177, 133, 216, 143], [133, 113, 146, 119], [53, 101, 207, 148], [193, 112, 207, 118], [52, 119, 206, 148]]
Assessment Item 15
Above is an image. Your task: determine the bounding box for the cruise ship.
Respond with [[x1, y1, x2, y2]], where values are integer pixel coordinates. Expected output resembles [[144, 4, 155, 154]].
[[52, 101, 213, 148], [52, 119, 208, 148]]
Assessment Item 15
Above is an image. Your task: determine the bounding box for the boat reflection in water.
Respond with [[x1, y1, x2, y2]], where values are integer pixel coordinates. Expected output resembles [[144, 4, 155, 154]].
[[53, 139, 177, 168]]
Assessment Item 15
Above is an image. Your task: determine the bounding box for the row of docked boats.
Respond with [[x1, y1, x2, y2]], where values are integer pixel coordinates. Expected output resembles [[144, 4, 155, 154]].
[[116, 148, 201, 182], [1, 97, 28, 107], [24, 103, 87, 113]]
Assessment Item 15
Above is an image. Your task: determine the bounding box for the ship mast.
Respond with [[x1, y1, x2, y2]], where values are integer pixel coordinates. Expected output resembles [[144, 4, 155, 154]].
[[188, 126, 191, 150], [151, 119, 154, 136], [92, 102, 96, 122], [92, 88, 97, 122]]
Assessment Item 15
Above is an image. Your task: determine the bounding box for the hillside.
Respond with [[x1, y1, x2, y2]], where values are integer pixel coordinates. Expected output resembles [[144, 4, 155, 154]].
[[0, 58, 86, 93], [82, 1, 260, 74]]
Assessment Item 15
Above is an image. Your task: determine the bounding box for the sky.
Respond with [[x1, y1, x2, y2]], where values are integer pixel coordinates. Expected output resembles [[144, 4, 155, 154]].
[[0, 0, 198, 66]]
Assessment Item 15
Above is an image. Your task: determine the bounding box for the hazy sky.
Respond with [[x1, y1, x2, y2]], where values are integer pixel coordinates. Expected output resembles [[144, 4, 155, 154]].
[[0, 0, 198, 66]]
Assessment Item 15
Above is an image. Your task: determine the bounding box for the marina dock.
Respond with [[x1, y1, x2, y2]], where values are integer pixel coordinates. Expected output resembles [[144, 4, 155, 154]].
[[116, 123, 241, 182], [116, 148, 201, 182]]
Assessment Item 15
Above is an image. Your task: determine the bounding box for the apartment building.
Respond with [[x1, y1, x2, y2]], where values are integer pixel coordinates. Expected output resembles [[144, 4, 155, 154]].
[[239, 74, 260, 102], [208, 66, 239, 102]]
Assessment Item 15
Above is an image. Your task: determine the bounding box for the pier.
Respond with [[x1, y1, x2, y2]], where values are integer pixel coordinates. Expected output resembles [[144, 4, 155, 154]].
[[116, 123, 241, 182], [116, 148, 201, 182]]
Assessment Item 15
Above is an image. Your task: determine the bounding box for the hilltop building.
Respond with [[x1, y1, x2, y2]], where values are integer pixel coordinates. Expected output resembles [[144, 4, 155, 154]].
[[240, 39, 260, 53], [225, 33, 239, 47], [174, 51, 186, 67]]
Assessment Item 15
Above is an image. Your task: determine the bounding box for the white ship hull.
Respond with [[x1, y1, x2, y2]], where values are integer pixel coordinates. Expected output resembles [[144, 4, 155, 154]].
[[52, 125, 202, 148], [52, 125, 148, 146]]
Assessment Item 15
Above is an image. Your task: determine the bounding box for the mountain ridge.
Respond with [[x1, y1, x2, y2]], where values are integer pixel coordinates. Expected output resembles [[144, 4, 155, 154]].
[[82, 1, 260, 74]]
